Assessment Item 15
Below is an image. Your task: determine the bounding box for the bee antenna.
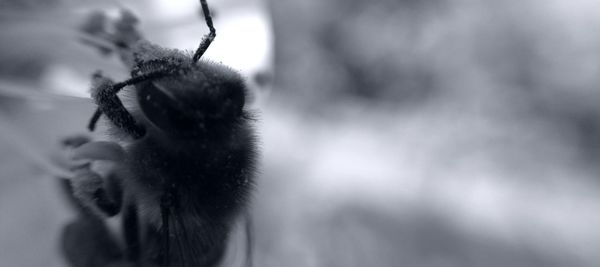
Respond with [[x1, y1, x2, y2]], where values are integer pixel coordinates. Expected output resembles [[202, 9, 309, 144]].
[[87, 108, 103, 131], [87, 70, 173, 133], [192, 0, 216, 62]]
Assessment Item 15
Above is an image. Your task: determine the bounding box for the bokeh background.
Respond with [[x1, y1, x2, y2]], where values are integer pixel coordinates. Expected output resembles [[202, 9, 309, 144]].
[[1, 0, 600, 266]]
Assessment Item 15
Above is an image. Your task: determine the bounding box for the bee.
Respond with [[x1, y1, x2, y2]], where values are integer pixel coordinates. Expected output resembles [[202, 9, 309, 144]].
[[59, 1, 258, 266]]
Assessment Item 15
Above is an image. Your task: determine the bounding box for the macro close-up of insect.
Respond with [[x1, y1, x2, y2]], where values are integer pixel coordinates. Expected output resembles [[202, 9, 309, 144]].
[[4, 0, 600, 267], [56, 0, 257, 266]]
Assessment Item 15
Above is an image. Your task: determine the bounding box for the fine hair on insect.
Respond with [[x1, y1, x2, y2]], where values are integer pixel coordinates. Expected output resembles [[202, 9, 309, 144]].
[[59, 1, 257, 266]]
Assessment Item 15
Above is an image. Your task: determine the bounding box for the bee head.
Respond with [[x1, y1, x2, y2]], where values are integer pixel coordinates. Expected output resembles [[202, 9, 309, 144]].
[[137, 63, 247, 137]]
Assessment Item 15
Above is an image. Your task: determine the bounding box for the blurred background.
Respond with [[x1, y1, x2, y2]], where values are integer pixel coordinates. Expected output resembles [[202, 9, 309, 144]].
[[1, 0, 600, 266]]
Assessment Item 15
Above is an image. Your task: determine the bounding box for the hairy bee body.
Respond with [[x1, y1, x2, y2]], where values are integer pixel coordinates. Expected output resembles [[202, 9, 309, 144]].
[[61, 2, 257, 266], [124, 69, 256, 266]]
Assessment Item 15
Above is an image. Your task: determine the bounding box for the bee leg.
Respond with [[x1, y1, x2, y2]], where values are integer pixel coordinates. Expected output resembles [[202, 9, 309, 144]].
[[63, 140, 126, 216], [58, 135, 99, 216], [70, 141, 126, 162], [70, 165, 122, 217], [60, 176, 93, 217], [62, 215, 124, 267], [122, 203, 141, 262], [89, 73, 146, 139], [192, 0, 217, 62], [61, 134, 92, 148], [59, 139, 131, 266]]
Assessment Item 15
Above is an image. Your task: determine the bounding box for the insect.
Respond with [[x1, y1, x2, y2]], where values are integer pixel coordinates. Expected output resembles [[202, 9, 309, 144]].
[[59, 1, 258, 266]]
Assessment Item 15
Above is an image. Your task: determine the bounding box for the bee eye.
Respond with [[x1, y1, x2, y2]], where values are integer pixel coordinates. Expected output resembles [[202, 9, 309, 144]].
[[137, 78, 246, 137], [138, 82, 198, 136]]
